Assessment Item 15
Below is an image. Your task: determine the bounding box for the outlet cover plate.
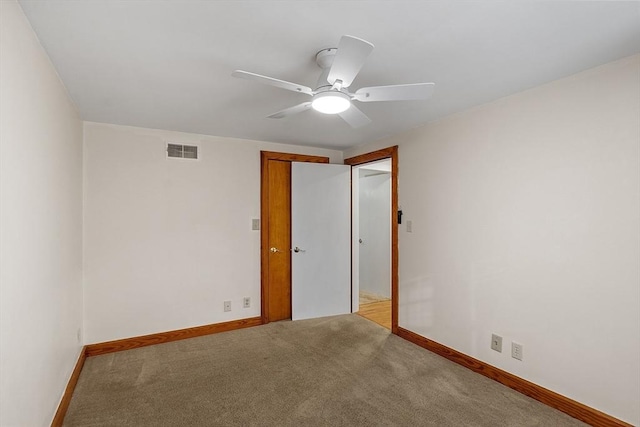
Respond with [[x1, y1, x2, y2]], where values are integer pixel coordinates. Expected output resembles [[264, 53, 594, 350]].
[[224, 301, 231, 312], [512, 342, 523, 360]]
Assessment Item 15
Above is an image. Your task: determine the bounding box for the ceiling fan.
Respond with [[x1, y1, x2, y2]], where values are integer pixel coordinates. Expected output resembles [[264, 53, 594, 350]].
[[232, 35, 435, 128]]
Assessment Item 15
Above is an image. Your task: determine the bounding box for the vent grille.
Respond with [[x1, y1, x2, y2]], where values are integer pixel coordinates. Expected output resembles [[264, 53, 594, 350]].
[[167, 143, 198, 159]]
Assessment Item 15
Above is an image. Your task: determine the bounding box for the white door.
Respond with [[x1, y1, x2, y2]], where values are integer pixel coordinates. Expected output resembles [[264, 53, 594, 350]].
[[291, 162, 351, 320]]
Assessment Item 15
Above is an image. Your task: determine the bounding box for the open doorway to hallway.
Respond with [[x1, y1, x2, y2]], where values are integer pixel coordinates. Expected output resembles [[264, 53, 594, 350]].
[[354, 159, 392, 329], [345, 146, 398, 333]]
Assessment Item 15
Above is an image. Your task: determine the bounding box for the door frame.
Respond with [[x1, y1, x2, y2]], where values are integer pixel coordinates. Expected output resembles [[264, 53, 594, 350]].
[[344, 146, 399, 334], [260, 151, 329, 324]]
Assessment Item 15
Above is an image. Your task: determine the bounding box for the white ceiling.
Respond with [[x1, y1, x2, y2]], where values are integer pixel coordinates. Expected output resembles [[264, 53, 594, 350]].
[[19, 1, 640, 150]]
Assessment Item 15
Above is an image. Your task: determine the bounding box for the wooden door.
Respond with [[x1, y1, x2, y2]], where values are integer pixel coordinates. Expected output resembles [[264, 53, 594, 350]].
[[260, 151, 330, 324], [266, 160, 291, 321]]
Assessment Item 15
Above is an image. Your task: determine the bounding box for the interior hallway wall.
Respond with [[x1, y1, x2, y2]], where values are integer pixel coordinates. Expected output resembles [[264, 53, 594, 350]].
[[344, 54, 640, 425], [83, 122, 342, 343], [358, 171, 391, 299], [0, 2, 84, 425]]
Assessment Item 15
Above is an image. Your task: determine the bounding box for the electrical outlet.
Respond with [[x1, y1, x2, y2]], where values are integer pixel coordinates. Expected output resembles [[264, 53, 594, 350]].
[[406, 220, 412, 233], [251, 218, 260, 230], [224, 300, 231, 312], [491, 334, 503, 352], [512, 342, 523, 361], [243, 297, 251, 308], [76, 328, 82, 344]]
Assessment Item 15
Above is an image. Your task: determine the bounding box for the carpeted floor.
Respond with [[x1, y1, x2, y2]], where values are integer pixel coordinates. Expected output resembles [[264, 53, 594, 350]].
[[64, 315, 585, 426]]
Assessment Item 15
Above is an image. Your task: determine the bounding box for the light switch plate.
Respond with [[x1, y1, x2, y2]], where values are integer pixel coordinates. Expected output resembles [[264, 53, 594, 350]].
[[251, 218, 260, 230], [491, 334, 503, 352]]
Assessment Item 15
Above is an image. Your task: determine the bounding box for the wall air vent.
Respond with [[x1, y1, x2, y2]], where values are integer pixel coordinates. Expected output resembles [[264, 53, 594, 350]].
[[167, 143, 198, 159]]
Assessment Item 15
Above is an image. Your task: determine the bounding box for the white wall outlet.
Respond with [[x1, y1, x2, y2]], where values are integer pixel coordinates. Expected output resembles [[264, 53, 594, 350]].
[[251, 218, 260, 230], [224, 300, 231, 312], [512, 342, 523, 360], [406, 220, 413, 233], [243, 297, 250, 308], [491, 334, 502, 352]]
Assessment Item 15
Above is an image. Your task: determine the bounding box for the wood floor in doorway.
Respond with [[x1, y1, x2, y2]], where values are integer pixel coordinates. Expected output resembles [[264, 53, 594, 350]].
[[357, 300, 391, 330]]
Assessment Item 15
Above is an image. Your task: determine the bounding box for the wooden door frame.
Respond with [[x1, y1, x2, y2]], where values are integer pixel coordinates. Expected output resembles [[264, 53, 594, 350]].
[[344, 146, 399, 334], [260, 151, 330, 324]]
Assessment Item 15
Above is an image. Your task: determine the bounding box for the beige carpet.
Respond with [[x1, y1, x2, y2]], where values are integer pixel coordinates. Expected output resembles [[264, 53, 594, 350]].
[[64, 315, 585, 426]]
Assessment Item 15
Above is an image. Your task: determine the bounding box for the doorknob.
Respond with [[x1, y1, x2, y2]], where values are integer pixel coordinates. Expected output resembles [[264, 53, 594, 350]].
[[270, 247, 281, 253], [293, 246, 306, 253]]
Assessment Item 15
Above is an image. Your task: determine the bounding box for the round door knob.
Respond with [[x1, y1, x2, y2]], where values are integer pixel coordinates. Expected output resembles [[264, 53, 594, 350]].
[[270, 247, 280, 253]]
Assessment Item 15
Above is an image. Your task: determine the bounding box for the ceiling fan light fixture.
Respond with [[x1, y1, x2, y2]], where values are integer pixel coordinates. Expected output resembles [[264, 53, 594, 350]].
[[311, 91, 351, 114], [232, 35, 435, 127]]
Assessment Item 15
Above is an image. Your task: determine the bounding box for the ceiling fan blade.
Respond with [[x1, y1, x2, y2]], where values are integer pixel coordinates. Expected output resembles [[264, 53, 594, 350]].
[[354, 82, 435, 102], [338, 105, 372, 128], [267, 102, 313, 119], [232, 70, 313, 96], [327, 35, 374, 88]]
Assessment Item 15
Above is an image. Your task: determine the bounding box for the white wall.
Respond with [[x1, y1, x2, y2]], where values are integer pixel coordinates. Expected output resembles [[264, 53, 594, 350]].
[[0, 2, 84, 426], [345, 55, 640, 425], [358, 171, 391, 298], [83, 122, 342, 343]]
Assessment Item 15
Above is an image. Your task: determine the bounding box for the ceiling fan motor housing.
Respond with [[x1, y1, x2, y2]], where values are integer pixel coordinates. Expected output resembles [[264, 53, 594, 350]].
[[315, 47, 337, 90], [315, 47, 337, 69]]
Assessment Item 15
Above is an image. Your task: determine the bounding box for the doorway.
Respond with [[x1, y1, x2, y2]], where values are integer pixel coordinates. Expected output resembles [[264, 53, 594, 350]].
[[355, 159, 392, 328], [261, 147, 398, 333], [260, 151, 329, 324], [345, 146, 399, 333]]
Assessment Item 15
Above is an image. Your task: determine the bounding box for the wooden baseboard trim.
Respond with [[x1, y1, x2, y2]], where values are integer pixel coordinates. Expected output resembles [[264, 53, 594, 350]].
[[396, 327, 632, 427], [86, 317, 263, 357], [51, 346, 87, 427]]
